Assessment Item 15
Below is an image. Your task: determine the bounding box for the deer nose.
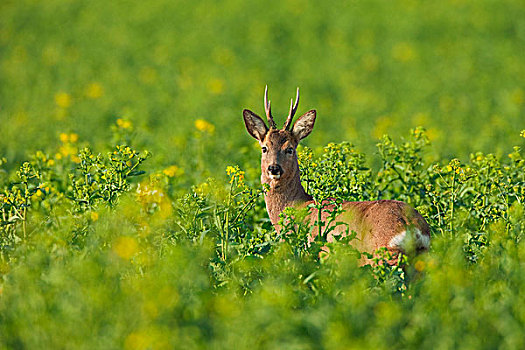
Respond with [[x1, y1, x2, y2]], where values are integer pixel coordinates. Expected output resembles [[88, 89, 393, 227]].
[[268, 165, 283, 176]]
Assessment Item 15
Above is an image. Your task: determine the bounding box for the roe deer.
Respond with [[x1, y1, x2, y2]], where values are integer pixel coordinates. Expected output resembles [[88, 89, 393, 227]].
[[243, 86, 430, 259]]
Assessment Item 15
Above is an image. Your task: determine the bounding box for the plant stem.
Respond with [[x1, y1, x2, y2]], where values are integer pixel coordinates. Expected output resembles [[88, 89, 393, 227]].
[[449, 172, 455, 237]]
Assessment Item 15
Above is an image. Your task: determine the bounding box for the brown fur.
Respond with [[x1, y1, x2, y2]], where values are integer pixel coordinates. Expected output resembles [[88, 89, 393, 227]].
[[259, 130, 313, 224], [243, 90, 430, 260], [306, 200, 430, 254]]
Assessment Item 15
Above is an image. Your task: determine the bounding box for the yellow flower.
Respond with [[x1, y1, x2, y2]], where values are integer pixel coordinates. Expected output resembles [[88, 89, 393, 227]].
[[124, 327, 169, 350], [85, 83, 103, 99], [195, 119, 215, 133], [59, 144, 77, 157], [413, 127, 426, 138], [117, 118, 132, 129], [69, 133, 79, 143], [113, 236, 139, 260], [125, 331, 148, 350], [59, 143, 79, 162], [520, 130, 525, 138], [55, 92, 72, 108], [414, 260, 425, 272], [91, 212, 99, 222], [163, 165, 179, 177], [59, 133, 69, 143], [226, 165, 245, 185], [195, 182, 210, 196]]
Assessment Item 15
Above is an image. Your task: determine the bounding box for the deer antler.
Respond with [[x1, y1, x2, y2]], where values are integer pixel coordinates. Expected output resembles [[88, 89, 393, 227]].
[[283, 87, 300, 130], [264, 85, 277, 129]]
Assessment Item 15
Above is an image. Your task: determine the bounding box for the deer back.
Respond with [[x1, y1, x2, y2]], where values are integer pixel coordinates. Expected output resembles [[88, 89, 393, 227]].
[[306, 199, 431, 255]]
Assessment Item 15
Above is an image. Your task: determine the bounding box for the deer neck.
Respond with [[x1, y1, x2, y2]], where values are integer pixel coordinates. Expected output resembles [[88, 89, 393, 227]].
[[264, 173, 312, 226]]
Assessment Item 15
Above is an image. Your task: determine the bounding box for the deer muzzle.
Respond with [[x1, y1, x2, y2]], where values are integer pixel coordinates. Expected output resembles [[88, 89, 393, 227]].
[[267, 164, 283, 179]]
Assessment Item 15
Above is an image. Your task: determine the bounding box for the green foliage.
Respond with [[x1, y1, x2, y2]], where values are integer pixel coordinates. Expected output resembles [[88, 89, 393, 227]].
[[299, 142, 372, 202], [375, 127, 430, 204], [70, 145, 150, 212], [1, 141, 149, 253], [0, 128, 524, 348], [2, 0, 525, 348]]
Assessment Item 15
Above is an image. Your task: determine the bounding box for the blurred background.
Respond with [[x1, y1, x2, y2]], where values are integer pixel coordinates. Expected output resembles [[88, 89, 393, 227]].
[[1, 0, 524, 176]]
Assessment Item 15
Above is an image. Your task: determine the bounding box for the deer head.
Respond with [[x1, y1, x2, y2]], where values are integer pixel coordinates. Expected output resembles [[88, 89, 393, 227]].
[[243, 86, 316, 191]]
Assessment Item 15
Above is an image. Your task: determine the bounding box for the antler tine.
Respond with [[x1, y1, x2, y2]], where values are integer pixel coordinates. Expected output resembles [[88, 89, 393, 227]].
[[284, 87, 300, 130], [264, 85, 276, 129]]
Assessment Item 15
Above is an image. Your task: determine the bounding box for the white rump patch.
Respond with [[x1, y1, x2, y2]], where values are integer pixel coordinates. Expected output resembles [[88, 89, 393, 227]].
[[388, 231, 407, 250], [388, 228, 430, 251]]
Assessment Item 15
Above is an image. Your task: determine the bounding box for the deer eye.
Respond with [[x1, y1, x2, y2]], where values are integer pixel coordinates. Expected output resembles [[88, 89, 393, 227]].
[[261, 146, 268, 153], [285, 147, 294, 155]]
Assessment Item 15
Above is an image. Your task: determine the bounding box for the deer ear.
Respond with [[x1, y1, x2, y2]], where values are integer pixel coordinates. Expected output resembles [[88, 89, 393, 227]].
[[292, 110, 316, 140], [243, 109, 268, 141]]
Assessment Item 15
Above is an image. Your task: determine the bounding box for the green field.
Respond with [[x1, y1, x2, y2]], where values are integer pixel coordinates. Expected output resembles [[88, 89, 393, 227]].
[[1, 0, 525, 349]]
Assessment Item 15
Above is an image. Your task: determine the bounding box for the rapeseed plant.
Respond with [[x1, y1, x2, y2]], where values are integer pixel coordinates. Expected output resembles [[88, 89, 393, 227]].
[[195, 119, 215, 134], [54, 92, 71, 109]]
